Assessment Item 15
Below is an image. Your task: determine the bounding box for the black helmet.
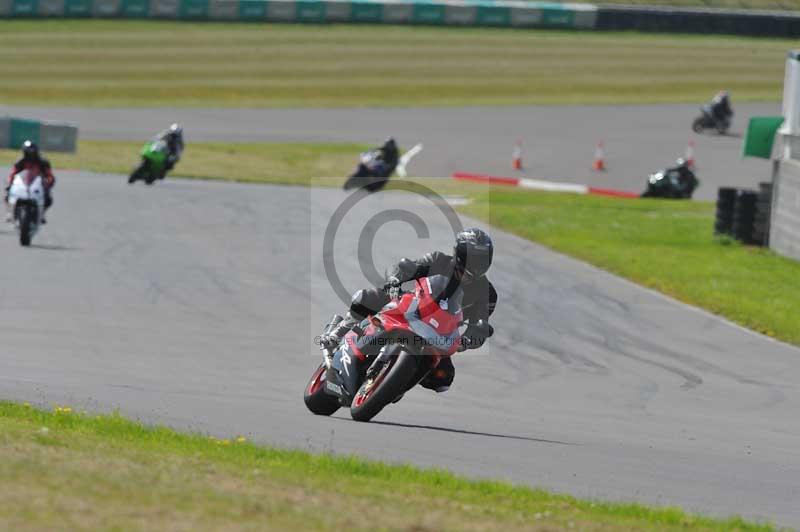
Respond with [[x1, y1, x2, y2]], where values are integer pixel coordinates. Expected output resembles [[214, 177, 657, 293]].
[[382, 137, 397, 151], [22, 140, 39, 161], [454, 228, 493, 278]]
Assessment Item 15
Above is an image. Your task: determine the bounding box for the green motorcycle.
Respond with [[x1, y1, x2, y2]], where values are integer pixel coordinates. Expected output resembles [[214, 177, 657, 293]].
[[128, 139, 169, 185]]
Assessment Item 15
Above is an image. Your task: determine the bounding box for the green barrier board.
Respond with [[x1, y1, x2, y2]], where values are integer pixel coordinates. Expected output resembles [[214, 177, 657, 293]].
[[350, 0, 381, 22], [65, 0, 92, 15], [12, 0, 38, 15], [238, 0, 266, 18], [476, 5, 509, 25], [0, 0, 589, 29], [120, 0, 148, 16], [541, 6, 574, 26], [296, 0, 325, 22], [9, 119, 41, 149], [412, 2, 445, 24], [180, 0, 206, 17]]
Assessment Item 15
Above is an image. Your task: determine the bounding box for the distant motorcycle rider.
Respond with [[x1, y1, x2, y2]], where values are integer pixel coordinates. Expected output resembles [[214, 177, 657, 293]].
[[321, 228, 497, 392], [708, 90, 733, 125], [4, 140, 56, 223], [375, 137, 399, 177], [155, 123, 184, 171]]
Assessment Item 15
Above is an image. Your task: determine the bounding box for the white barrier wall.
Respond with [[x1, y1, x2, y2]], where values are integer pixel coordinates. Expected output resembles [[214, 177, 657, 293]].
[[771, 50, 800, 261]]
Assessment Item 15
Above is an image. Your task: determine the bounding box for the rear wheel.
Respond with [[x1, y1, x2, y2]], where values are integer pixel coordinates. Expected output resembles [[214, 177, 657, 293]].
[[350, 351, 418, 422], [18, 205, 32, 247], [304, 363, 340, 416]]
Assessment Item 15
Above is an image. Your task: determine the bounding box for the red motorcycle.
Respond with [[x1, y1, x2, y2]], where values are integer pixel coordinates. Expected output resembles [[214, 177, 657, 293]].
[[304, 275, 465, 422]]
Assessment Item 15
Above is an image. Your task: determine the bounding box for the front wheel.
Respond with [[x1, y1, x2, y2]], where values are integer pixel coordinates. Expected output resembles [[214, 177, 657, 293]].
[[304, 363, 341, 416], [692, 117, 704, 134], [129, 160, 148, 184], [18, 205, 32, 246], [350, 351, 419, 422]]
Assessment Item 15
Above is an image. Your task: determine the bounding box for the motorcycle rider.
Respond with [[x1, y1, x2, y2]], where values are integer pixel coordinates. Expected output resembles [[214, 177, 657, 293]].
[[708, 90, 733, 126], [321, 228, 497, 392], [4, 140, 56, 223], [673, 158, 697, 196], [375, 137, 399, 177], [155, 123, 184, 171]]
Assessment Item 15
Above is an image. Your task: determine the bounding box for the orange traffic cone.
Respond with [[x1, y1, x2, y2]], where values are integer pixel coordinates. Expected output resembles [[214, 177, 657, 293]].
[[685, 140, 695, 169], [512, 140, 523, 170], [592, 141, 606, 171]]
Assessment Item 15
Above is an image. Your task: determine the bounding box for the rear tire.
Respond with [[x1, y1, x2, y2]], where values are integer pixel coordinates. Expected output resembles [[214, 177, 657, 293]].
[[19, 206, 32, 247], [350, 351, 418, 422], [304, 363, 341, 416]]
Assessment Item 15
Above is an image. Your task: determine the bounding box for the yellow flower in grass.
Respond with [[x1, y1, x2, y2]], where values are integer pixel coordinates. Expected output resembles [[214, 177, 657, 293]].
[[236, 436, 247, 443]]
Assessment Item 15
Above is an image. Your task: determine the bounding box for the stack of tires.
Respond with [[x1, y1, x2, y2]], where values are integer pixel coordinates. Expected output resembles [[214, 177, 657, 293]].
[[752, 182, 772, 246], [714, 187, 737, 236], [732, 191, 758, 244], [714, 186, 772, 246]]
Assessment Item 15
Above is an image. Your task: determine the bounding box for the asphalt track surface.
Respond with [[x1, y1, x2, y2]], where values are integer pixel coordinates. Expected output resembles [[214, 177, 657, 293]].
[[1, 170, 800, 527], [0, 103, 781, 200]]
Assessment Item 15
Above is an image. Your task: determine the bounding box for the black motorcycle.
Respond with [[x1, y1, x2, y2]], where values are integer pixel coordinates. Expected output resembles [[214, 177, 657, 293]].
[[343, 150, 395, 193], [641, 164, 699, 199], [692, 105, 731, 134]]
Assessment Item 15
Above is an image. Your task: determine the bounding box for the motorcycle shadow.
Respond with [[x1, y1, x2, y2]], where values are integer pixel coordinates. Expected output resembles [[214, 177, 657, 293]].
[[333, 416, 575, 445], [30, 243, 81, 252]]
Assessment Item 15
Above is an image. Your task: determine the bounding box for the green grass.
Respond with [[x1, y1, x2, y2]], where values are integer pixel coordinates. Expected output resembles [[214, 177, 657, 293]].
[[0, 401, 773, 531], [0, 140, 366, 186], [0, 19, 791, 107], [462, 188, 800, 345]]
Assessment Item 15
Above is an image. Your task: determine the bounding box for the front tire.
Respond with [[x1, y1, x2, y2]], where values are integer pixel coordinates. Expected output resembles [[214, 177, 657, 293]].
[[692, 117, 704, 134], [304, 363, 341, 416], [129, 160, 148, 184], [18, 205, 32, 247], [350, 351, 418, 422]]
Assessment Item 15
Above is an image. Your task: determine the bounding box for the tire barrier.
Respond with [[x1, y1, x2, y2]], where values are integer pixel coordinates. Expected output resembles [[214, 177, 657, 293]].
[[715, 186, 772, 246], [714, 187, 737, 237], [752, 182, 772, 246], [732, 190, 758, 245], [0, 116, 78, 153], [0, 0, 599, 29]]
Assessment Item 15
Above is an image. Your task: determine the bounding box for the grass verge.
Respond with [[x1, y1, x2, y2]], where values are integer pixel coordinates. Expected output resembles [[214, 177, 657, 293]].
[[461, 187, 800, 345], [0, 20, 791, 107], [0, 401, 772, 531], [0, 140, 366, 187]]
